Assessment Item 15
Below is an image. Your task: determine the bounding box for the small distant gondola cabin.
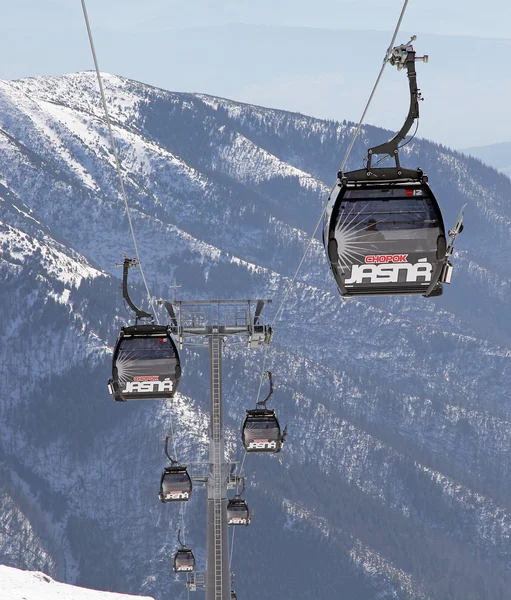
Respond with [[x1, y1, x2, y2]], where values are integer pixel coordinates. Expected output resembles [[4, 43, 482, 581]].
[[174, 549, 195, 573], [227, 498, 250, 526]]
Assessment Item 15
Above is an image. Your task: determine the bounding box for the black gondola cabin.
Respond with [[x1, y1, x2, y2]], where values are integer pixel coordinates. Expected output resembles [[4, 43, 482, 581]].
[[173, 548, 195, 572], [323, 40, 464, 299], [158, 466, 192, 503], [242, 409, 283, 453], [109, 324, 181, 402], [227, 498, 250, 526], [324, 175, 449, 298]]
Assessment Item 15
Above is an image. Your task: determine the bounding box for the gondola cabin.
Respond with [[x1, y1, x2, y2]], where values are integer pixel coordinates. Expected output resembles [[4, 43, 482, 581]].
[[108, 324, 181, 402], [227, 498, 250, 526], [242, 409, 283, 453], [324, 175, 450, 298], [159, 466, 192, 503], [173, 548, 195, 573]]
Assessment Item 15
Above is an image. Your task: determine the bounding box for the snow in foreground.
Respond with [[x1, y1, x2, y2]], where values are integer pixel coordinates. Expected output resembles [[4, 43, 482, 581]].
[[1, 565, 155, 600]]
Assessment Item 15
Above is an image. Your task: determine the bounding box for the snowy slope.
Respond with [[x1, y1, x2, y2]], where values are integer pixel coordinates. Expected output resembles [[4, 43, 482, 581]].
[[1, 565, 154, 600]]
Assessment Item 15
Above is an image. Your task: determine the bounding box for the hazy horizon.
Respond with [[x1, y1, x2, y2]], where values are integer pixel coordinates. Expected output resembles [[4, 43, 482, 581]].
[[1, 1, 508, 149]]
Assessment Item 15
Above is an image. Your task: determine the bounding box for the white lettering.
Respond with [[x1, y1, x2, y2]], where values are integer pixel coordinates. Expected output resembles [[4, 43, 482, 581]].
[[345, 261, 432, 285], [248, 440, 278, 450], [165, 491, 189, 500], [374, 265, 399, 283], [122, 379, 174, 394], [409, 259, 433, 283]]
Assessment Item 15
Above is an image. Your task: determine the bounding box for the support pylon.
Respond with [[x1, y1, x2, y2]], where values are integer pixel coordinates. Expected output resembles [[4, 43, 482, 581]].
[[163, 299, 272, 600]]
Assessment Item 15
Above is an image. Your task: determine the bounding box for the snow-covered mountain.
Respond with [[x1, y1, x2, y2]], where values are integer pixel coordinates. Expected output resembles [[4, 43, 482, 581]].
[[0, 72, 510, 600]]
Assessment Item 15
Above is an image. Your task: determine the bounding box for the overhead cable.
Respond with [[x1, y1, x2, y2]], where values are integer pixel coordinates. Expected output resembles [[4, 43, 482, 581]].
[[80, 0, 157, 317], [269, 0, 411, 330]]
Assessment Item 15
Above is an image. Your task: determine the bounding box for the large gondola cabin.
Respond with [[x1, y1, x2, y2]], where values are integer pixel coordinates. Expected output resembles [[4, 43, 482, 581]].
[[109, 324, 181, 402], [324, 175, 450, 298], [159, 466, 192, 503], [323, 39, 464, 299]]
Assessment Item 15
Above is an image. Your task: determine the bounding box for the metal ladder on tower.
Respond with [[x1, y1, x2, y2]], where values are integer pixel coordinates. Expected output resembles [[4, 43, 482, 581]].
[[211, 331, 223, 600]]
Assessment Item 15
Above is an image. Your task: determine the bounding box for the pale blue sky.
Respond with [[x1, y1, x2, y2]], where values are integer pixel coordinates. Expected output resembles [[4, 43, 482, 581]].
[[16, 0, 506, 39], [1, 1, 509, 147]]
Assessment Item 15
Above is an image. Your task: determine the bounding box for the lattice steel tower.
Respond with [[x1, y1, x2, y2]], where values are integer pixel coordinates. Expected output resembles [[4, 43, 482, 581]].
[[164, 299, 272, 600]]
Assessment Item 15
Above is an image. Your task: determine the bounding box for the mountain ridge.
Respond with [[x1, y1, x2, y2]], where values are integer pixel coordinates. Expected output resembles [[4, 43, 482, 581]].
[[0, 72, 510, 599]]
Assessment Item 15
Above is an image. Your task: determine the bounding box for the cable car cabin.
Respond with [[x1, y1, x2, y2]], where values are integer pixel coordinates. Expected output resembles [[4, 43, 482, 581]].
[[108, 324, 181, 402], [324, 176, 449, 298], [227, 498, 250, 526], [158, 466, 192, 503], [173, 549, 195, 573], [242, 409, 283, 453]]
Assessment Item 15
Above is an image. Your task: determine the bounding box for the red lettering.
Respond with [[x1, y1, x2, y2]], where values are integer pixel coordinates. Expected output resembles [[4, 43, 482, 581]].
[[365, 254, 408, 264]]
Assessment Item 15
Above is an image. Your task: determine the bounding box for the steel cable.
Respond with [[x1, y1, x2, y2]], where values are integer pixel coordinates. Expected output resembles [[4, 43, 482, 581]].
[[238, 8, 413, 558], [269, 0, 410, 331], [166, 400, 185, 541], [80, 0, 157, 317], [228, 525, 236, 571], [81, 0, 189, 562], [82, 0, 410, 584]]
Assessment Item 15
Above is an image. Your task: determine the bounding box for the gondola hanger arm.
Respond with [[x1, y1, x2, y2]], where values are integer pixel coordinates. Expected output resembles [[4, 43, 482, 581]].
[[164, 435, 179, 466], [117, 255, 153, 323], [177, 528, 186, 548], [366, 37, 428, 171], [256, 370, 273, 408], [235, 477, 246, 499]]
